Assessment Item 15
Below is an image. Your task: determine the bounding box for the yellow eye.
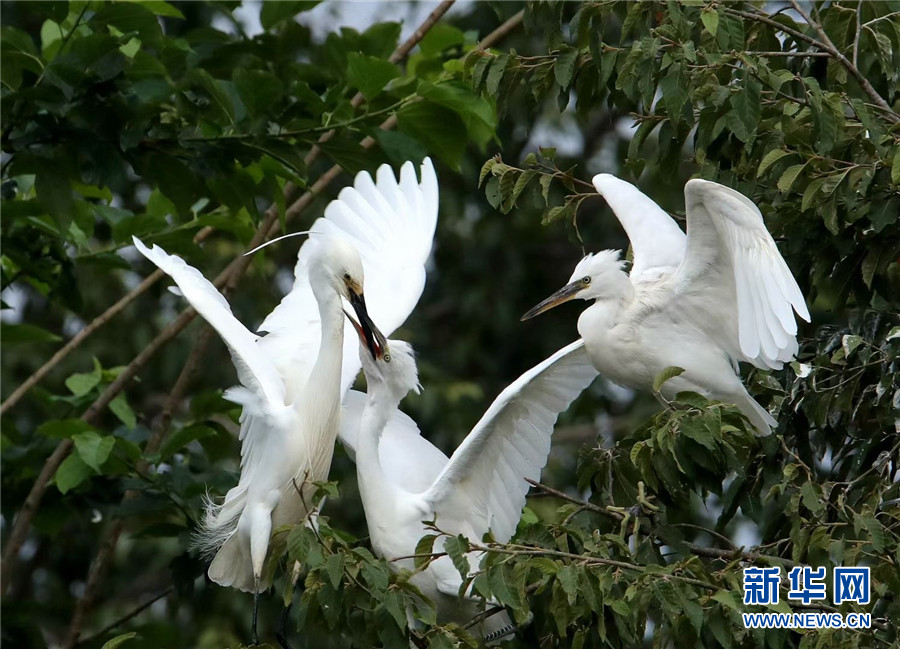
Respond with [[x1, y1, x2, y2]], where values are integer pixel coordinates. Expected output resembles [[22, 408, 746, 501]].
[[582, 276, 591, 284], [383, 353, 392, 363]]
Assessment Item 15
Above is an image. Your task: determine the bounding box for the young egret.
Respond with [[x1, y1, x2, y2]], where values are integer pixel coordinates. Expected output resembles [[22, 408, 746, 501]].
[[133, 158, 438, 637], [341, 319, 597, 641], [522, 175, 810, 435]]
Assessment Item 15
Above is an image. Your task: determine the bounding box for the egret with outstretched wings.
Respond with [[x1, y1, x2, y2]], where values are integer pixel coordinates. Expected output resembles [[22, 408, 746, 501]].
[[133, 158, 438, 640], [522, 175, 809, 434], [341, 322, 597, 641]]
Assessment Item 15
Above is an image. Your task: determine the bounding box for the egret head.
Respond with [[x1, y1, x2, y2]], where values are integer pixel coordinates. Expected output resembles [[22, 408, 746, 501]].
[[311, 233, 384, 358], [521, 250, 627, 320], [347, 313, 420, 398]]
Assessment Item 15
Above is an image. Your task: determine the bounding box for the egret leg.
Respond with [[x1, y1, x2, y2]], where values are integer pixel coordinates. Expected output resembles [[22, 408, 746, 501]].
[[252, 578, 260, 646], [275, 596, 293, 649]]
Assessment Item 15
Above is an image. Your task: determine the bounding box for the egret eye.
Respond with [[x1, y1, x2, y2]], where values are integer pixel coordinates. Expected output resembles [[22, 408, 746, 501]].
[[343, 272, 351, 281], [383, 353, 392, 363], [582, 276, 591, 284]]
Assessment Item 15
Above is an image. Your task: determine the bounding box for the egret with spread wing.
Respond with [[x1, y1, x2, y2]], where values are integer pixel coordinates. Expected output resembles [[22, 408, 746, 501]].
[[133, 158, 438, 639], [341, 320, 597, 641], [522, 175, 810, 434]]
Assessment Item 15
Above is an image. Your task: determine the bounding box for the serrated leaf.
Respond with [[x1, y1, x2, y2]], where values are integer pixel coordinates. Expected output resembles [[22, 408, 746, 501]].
[[441, 535, 470, 580], [478, 158, 496, 187], [660, 63, 688, 119], [777, 163, 806, 194], [486, 53, 507, 96], [539, 174, 553, 204], [653, 366, 685, 392], [346, 52, 399, 101], [757, 149, 792, 178], [554, 47, 578, 89], [325, 553, 344, 589], [73, 431, 115, 473], [414, 534, 438, 570], [556, 565, 579, 604]]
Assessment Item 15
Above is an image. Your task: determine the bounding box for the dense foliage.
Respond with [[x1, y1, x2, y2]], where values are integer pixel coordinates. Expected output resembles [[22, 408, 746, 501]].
[[1, 2, 898, 649]]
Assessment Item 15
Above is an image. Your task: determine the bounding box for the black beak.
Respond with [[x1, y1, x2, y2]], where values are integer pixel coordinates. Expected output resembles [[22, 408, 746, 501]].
[[521, 281, 585, 321], [348, 291, 386, 359]]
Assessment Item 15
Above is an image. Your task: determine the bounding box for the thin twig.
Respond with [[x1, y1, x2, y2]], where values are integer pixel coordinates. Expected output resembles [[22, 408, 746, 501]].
[[76, 586, 174, 646], [1, 269, 163, 415], [852, 1, 863, 67]]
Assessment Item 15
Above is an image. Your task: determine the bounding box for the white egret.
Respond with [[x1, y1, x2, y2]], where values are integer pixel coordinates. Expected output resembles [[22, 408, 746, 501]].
[[522, 175, 810, 435], [340, 319, 597, 641], [132, 158, 438, 638]]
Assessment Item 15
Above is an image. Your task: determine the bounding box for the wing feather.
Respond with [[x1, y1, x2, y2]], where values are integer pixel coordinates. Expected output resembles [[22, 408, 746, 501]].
[[423, 340, 597, 543], [671, 179, 810, 369], [257, 158, 439, 396], [132, 237, 283, 406], [592, 174, 687, 283]]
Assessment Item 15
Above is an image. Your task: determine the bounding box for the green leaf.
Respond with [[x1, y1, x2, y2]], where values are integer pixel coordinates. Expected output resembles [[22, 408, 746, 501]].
[[554, 46, 578, 90], [132, 2, 184, 18], [325, 553, 344, 589], [556, 565, 579, 604], [55, 452, 93, 494], [66, 364, 102, 397], [260, 1, 321, 29], [777, 163, 806, 195], [653, 366, 685, 392], [660, 63, 688, 119], [478, 158, 497, 187], [1, 322, 61, 344], [727, 76, 761, 142], [441, 535, 470, 581], [414, 534, 438, 570], [158, 424, 216, 460], [233, 69, 284, 119], [397, 100, 467, 170], [700, 8, 719, 36], [101, 632, 138, 649], [109, 393, 136, 429], [38, 419, 95, 439], [346, 53, 399, 100], [73, 431, 115, 473], [892, 145, 900, 185], [485, 54, 507, 96], [757, 149, 792, 178]]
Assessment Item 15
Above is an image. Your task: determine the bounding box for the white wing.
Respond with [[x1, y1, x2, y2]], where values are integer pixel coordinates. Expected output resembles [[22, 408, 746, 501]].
[[132, 237, 284, 407], [592, 174, 686, 283], [339, 390, 449, 493], [671, 179, 810, 369], [257, 158, 439, 397], [422, 340, 597, 543]]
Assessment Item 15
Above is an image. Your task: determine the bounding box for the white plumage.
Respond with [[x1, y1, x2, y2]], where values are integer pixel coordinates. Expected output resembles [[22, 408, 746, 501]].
[[523, 175, 810, 434], [132, 158, 438, 595], [341, 336, 597, 639]]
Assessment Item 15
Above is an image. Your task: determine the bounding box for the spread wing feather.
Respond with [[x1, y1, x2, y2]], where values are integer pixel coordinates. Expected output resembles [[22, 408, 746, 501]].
[[423, 340, 597, 543], [673, 179, 810, 369]]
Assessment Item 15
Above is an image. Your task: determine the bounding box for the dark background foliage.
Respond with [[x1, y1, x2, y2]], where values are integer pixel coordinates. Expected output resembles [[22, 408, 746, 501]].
[[1, 2, 898, 648]]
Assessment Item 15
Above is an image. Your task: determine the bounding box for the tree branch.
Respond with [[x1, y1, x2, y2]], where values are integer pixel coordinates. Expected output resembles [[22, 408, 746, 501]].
[[76, 587, 174, 646], [724, 5, 899, 122]]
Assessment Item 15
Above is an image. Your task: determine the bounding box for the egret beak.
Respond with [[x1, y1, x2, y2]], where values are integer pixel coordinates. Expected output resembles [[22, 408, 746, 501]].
[[344, 294, 386, 360], [521, 281, 585, 321]]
